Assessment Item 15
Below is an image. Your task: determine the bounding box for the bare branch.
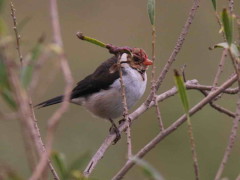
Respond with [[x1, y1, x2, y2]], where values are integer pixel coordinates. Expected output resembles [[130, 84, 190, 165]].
[[153, 0, 200, 97], [212, 49, 228, 89], [117, 54, 132, 159], [10, 2, 23, 66], [29, 0, 73, 179]]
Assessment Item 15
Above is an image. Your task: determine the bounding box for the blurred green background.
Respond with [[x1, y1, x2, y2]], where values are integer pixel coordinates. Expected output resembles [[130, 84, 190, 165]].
[[1, 0, 240, 179]]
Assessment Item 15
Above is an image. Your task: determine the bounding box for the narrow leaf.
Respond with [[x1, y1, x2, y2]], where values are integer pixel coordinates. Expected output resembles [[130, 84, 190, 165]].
[[0, 0, 5, 13], [211, 0, 216, 11], [0, 17, 7, 36], [20, 36, 43, 88], [147, 0, 155, 25], [1, 89, 16, 109], [51, 152, 68, 179], [174, 69, 189, 113], [131, 157, 164, 180], [174, 69, 200, 179], [222, 8, 233, 45], [68, 152, 90, 173], [76, 32, 106, 48]]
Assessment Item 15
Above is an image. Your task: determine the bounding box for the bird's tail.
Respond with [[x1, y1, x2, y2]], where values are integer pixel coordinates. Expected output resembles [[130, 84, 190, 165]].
[[35, 95, 63, 108]]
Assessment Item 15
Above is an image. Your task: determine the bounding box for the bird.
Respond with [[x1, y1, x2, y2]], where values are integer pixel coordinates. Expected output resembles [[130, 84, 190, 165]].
[[36, 47, 152, 143]]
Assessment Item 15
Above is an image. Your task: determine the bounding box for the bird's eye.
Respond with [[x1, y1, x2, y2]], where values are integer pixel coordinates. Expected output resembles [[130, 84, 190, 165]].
[[133, 56, 140, 62]]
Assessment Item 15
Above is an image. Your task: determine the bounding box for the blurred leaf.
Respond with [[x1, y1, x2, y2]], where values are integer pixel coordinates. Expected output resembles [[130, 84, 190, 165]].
[[48, 43, 63, 55], [20, 37, 43, 88], [17, 16, 31, 33], [147, 0, 155, 25], [68, 152, 90, 173], [174, 69, 189, 113], [0, 17, 7, 36], [222, 8, 233, 45], [211, 0, 216, 11], [51, 151, 68, 179], [71, 170, 88, 180], [0, 57, 9, 89], [0, 0, 5, 13], [1, 89, 16, 109], [131, 157, 164, 180]]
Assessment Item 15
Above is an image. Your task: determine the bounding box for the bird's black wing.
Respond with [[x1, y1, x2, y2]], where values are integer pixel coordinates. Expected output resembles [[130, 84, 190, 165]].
[[71, 56, 119, 99], [36, 56, 119, 108]]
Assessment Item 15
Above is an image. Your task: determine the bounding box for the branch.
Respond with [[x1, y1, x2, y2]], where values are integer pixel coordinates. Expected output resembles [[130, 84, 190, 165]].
[[29, 0, 73, 179], [153, 0, 200, 97], [10, 2, 23, 66], [117, 53, 132, 158], [112, 74, 237, 180]]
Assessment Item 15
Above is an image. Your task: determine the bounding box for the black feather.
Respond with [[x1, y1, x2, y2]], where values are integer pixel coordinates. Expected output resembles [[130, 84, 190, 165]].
[[35, 95, 63, 108], [71, 56, 119, 99], [36, 56, 120, 108]]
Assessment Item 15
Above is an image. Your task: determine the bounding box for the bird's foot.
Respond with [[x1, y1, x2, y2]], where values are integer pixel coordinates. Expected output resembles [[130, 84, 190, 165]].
[[109, 119, 121, 144], [118, 119, 125, 125]]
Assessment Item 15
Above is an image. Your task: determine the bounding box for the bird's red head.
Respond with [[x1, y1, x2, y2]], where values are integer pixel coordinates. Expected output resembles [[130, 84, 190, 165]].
[[132, 48, 153, 66]]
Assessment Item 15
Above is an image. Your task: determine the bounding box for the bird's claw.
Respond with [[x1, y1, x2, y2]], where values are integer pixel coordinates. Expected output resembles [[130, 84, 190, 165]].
[[109, 125, 121, 144]]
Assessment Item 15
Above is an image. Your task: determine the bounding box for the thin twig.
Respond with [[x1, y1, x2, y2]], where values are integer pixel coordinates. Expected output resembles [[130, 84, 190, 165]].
[[212, 49, 228, 89], [112, 74, 237, 180], [186, 84, 238, 94], [199, 90, 235, 118], [10, 2, 23, 66], [117, 53, 132, 159], [29, 0, 73, 179], [151, 0, 200, 102], [150, 24, 164, 130]]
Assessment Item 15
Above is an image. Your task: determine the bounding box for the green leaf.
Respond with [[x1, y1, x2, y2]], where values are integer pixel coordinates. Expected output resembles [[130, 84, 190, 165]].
[[0, 17, 7, 36], [0, 0, 5, 13], [1, 89, 16, 109], [174, 69, 189, 113], [51, 151, 68, 179], [147, 0, 155, 25], [131, 157, 164, 180], [76, 32, 106, 48], [17, 16, 31, 33], [68, 152, 90, 173], [20, 37, 43, 88], [222, 8, 233, 45], [211, 0, 216, 11], [0, 57, 9, 89]]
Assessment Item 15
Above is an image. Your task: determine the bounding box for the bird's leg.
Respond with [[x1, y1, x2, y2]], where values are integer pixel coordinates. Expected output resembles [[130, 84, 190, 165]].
[[118, 119, 125, 125], [109, 118, 121, 144]]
